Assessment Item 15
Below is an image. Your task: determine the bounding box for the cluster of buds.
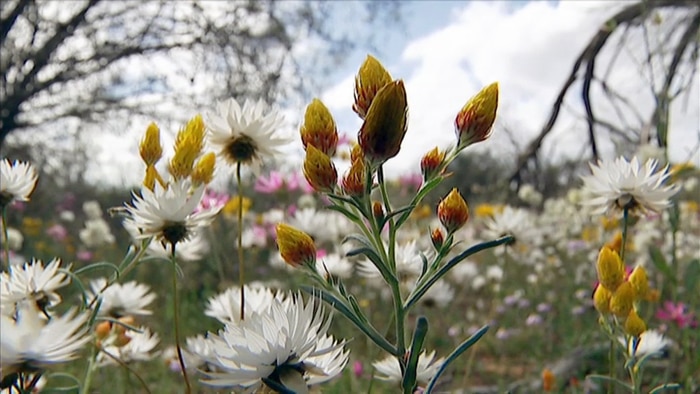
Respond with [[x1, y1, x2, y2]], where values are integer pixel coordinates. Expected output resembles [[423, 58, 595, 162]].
[[139, 115, 216, 190], [95, 316, 136, 349], [593, 246, 655, 336], [300, 99, 339, 192]]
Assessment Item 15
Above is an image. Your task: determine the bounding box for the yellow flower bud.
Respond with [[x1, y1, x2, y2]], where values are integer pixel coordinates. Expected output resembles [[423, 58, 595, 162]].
[[596, 247, 625, 292], [431, 228, 444, 250], [593, 285, 612, 314], [95, 321, 112, 339], [610, 281, 635, 317], [223, 195, 251, 217], [437, 188, 469, 233], [190, 152, 216, 186], [341, 157, 366, 197], [350, 143, 363, 163], [303, 145, 338, 192], [455, 82, 498, 149], [628, 265, 650, 300], [624, 309, 646, 337], [420, 147, 445, 182], [170, 115, 206, 180], [139, 123, 163, 166], [275, 223, 316, 268], [114, 333, 132, 347], [300, 99, 338, 156], [372, 201, 384, 221], [353, 55, 393, 119], [604, 232, 623, 255], [358, 80, 408, 165]]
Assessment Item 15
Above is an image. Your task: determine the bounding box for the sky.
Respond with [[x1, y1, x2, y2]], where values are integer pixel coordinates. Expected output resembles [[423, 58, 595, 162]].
[[86, 0, 699, 186]]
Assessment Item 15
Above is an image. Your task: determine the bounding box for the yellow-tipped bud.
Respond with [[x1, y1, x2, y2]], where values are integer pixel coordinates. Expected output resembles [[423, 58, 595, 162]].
[[301, 99, 338, 156], [170, 115, 206, 180], [140, 123, 163, 166], [350, 142, 364, 163], [624, 309, 647, 337], [542, 368, 555, 392], [596, 247, 625, 292], [593, 285, 612, 314], [455, 82, 498, 149], [610, 281, 635, 317], [114, 333, 132, 347], [431, 228, 444, 250], [358, 80, 408, 165], [223, 195, 251, 217], [275, 223, 316, 268], [341, 157, 366, 197], [192, 152, 216, 186], [420, 147, 445, 182], [628, 265, 650, 300], [438, 188, 469, 233], [353, 55, 393, 119], [604, 232, 623, 255], [303, 145, 338, 192], [372, 201, 385, 221]]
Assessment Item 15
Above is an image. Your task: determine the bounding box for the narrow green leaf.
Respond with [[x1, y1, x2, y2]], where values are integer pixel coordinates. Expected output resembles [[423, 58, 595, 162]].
[[649, 383, 682, 393], [73, 261, 120, 276], [325, 204, 361, 222], [396, 177, 443, 228], [402, 317, 429, 393], [301, 286, 398, 356], [425, 325, 489, 394]]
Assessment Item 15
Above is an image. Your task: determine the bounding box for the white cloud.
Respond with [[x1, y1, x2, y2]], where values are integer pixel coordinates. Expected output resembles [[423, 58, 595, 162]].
[[321, 0, 699, 179]]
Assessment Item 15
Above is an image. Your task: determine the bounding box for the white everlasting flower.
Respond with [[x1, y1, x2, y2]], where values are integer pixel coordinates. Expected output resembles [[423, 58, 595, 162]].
[[0, 227, 23, 251], [203, 294, 348, 391], [82, 201, 104, 220], [623, 330, 672, 357], [207, 98, 290, 171], [97, 327, 160, 365], [373, 350, 444, 384], [580, 156, 679, 215], [316, 253, 353, 279], [204, 284, 282, 324], [0, 159, 38, 208], [0, 258, 70, 315], [417, 280, 455, 309], [123, 221, 209, 262], [87, 278, 156, 318], [357, 240, 426, 283], [0, 300, 90, 379], [79, 218, 116, 248], [482, 206, 531, 244], [124, 180, 220, 248], [448, 260, 479, 283]]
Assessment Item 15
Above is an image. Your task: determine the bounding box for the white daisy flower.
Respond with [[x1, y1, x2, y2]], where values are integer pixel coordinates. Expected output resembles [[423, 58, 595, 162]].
[[417, 280, 455, 309], [580, 156, 679, 215], [124, 180, 220, 249], [123, 221, 209, 262], [207, 98, 290, 171], [623, 329, 673, 357], [97, 327, 160, 365], [372, 350, 444, 384], [357, 240, 426, 283], [202, 294, 348, 391], [482, 206, 530, 244], [87, 278, 156, 318], [0, 300, 90, 379], [79, 218, 116, 248], [0, 258, 70, 315], [204, 284, 282, 324], [0, 159, 38, 208], [0, 227, 23, 252], [316, 253, 353, 279]]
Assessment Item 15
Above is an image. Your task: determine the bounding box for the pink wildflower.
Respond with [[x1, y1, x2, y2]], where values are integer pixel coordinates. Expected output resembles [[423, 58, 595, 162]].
[[46, 223, 68, 242], [656, 301, 697, 329], [254, 171, 285, 194], [196, 188, 229, 213], [352, 361, 363, 378]]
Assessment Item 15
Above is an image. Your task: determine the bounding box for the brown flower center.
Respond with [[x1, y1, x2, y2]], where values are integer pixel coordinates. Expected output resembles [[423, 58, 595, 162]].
[[224, 134, 257, 164], [161, 221, 189, 247]]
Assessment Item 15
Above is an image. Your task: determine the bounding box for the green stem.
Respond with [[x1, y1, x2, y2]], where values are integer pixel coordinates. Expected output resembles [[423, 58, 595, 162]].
[[608, 337, 616, 394], [171, 250, 192, 394], [82, 345, 98, 393], [1, 208, 10, 270], [620, 207, 629, 262], [237, 163, 245, 320]]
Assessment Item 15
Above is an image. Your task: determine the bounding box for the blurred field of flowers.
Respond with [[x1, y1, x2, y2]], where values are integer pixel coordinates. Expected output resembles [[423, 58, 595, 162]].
[[1, 56, 699, 393]]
